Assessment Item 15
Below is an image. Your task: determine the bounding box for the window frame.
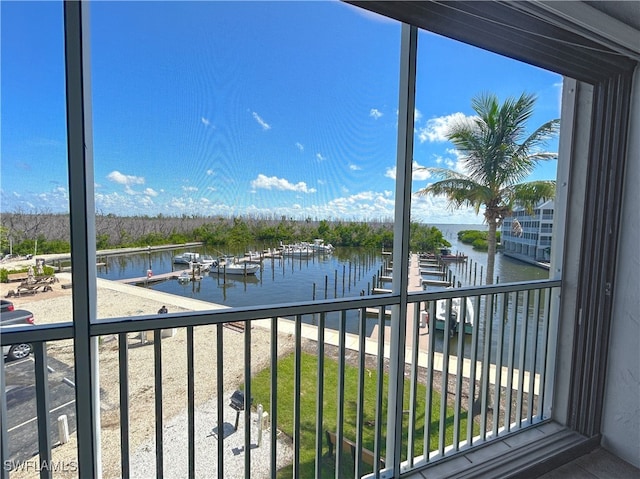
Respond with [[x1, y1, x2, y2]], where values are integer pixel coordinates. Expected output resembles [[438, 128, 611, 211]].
[[25, 2, 636, 477]]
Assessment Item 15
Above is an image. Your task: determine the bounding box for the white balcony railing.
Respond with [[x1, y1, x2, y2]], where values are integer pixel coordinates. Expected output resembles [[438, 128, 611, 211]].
[[1, 279, 560, 478]]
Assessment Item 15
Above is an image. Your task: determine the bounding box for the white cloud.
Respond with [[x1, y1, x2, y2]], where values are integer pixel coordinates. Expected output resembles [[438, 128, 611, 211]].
[[201, 117, 210, 127], [417, 112, 474, 143], [349, 163, 362, 171], [143, 188, 159, 197], [206, 186, 217, 192], [369, 108, 383, 119], [411, 193, 482, 224], [252, 111, 271, 130], [316, 153, 326, 162], [206, 169, 214, 176], [182, 186, 198, 193], [250, 174, 316, 193], [295, 142, 304, 151], [107, 170, 145, 186], [385, 161, 431, 181], [415, 108, 423, 121]]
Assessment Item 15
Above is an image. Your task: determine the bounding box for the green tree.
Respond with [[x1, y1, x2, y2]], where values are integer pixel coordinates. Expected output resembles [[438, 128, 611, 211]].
[[410, 223, 450, 252], [417, 93, 558, 284]]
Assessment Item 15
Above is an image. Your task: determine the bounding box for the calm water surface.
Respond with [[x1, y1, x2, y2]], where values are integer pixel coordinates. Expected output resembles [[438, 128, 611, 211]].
[[96, 224, 548, 308], [96, 226, 550, 358]]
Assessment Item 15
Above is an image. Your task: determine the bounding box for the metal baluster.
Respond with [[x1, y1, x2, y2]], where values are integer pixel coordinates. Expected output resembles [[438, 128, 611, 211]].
[[293, 316, 302, 479], [314, 313, 325, 478], [537, 287, 553, 419], [34, 342, 52, 479], [515, 291, 531, 428], [466, 296, 481, 447], [504, 292, 519, 433], [244, 319, 252, 477], [186, 327, 195, 479], [355, 307, 367, 478], [335, 310, 347, 478], [407, 303, 421, 466], [453, 296, 467, 450], [153, 330, 163, 479], [527, 290, 541, 424], [118, 333, 130, 479], [492, 293, 507, 437], [439, 299, 452, 456], [373, 307, 386, 477], [0, 350, 8, 479], [217, 324, 224, 479], [424, 300, 437, 460], [480, 294, 494, 440]]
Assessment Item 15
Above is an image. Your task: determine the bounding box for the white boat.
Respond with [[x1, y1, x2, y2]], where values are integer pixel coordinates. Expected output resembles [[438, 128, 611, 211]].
[[209, 258, 261, 276], [199, 254, 216, 268], [309, 238, 334, 254], [423, 295, 475, 336], [173, 252, 200, 265], [177, 271, 191, 284], [281, 246, 314, 258]]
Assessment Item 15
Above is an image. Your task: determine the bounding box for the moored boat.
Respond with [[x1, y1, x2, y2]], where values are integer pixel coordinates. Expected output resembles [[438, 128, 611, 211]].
[[173, 252, 201, 264], [209, 258, 261, 276], [438, 248, 468, 262], [177, 271, 191, 284], [422, 294, 475, 336]]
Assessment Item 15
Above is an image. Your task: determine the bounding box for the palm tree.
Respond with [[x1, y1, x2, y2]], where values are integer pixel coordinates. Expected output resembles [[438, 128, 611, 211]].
[[417, 92, 559, 284]]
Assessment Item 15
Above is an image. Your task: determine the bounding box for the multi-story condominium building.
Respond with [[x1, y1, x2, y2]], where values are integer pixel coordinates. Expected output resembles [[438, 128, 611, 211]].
[[502, 200, 554, 265]]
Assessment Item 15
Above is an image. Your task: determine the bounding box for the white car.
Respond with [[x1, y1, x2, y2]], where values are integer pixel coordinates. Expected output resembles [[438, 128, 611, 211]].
[[1, 305, 35, 360]]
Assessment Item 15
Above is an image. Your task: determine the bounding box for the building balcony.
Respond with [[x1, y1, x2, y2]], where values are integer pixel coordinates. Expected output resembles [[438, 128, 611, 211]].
[[2, 276, 569, 478]]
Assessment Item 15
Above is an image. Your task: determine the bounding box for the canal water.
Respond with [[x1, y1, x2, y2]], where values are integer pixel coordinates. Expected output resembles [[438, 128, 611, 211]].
[[96, 226, 550, 367], [96, 223, 547, 309]]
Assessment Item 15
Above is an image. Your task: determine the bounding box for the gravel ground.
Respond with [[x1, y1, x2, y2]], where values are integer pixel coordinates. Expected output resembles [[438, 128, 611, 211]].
[[130, 393, 292, 479], [1, 273, 296, 479]]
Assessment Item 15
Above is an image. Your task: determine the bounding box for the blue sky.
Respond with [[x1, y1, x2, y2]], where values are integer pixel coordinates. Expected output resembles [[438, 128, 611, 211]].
[[1, 1, 562, 224]]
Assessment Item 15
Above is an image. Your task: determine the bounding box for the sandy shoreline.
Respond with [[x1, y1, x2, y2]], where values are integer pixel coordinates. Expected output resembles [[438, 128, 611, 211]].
[[2, 274, 296, 478]]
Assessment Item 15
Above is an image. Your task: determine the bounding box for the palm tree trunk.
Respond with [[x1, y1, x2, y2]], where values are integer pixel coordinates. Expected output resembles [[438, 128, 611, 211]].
[[486, 220, 497, 285]]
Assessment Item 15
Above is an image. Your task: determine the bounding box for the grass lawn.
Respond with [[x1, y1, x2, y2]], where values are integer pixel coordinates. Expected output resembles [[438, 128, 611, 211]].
[[251, 351, 472, 478]]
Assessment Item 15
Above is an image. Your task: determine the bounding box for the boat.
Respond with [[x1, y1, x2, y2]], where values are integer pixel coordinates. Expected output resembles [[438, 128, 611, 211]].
[[209, 258, 261, 276], [176, 271, 191, 284], [438, 248, 468, 262], [281, 244, 314, 258], [240, 251, 263, 264], [199, 254, 216, 268], [173, 252, 201, 265], [422, 295, 475, 336], [308, 238, 334, 254]]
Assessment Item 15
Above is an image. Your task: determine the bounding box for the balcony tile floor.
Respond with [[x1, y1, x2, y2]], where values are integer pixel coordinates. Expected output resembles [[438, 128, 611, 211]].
[[403, 447, 639, 479], [535, 447, 640, 479]]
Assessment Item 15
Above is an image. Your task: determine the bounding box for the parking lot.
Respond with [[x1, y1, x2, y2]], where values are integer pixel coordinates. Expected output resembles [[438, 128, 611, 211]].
[[4, 355, 77, 464]]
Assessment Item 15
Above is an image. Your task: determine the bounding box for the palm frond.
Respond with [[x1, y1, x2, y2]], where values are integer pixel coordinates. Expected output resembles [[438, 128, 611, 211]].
[[503, 181, 556, 213]]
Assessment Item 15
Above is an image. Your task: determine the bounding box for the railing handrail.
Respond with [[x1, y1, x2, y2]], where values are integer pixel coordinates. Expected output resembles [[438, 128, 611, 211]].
[[0, 279, 561, 345]]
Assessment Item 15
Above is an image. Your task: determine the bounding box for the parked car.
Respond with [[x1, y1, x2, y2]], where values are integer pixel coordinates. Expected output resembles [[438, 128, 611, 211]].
[[1, 299, 15, 313], [1, 307, 35, 360]]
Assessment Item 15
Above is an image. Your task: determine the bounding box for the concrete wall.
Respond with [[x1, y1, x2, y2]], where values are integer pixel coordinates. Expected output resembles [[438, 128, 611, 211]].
[[601, 64, 640, 468]]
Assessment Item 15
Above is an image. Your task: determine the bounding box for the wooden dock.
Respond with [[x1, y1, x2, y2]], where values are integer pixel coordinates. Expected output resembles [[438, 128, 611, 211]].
[[422, 279, 452, 287], [117, 271, 182, 285], [420, 268, 445, 276]]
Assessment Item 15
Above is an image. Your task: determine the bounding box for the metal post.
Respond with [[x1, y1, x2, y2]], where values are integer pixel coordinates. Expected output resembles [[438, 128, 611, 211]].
[[387, 22, 417, 476], [64, 2, 100, 477]]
